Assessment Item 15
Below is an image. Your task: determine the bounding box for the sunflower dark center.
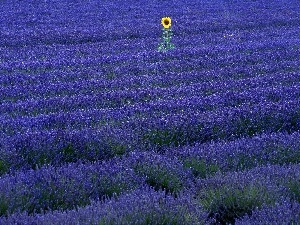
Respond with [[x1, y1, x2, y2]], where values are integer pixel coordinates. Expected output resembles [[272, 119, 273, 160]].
[[164, 20, 169, 25]]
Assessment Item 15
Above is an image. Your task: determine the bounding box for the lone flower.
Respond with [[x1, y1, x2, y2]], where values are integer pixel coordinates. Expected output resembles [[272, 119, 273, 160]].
[[161, 17, 171, 29], [158, 17, 175, 52]]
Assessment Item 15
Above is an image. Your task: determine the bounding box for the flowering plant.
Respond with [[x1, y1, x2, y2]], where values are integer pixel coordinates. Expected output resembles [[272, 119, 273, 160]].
[[158, 17, 175, 52]]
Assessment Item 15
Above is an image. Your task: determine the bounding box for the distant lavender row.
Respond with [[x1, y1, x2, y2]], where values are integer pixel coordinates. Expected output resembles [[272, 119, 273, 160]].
[[0, 0, 166, 47], [1, 57, 299, 104], [1, 34, 299, 96], [1, 0, 299, 48], [175, 0, 300, 33], [1, 82, 300, 139], [1, 12, 298, 71], [1, 30, 298, 85], [1, 18, 299, 74], [1, 77, 300, 120]]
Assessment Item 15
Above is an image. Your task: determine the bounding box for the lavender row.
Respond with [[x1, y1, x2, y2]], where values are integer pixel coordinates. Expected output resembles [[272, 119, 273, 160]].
[[192, 163, 300, 224], [0, 61, 295, 105], [175, 0, 300, 30], [1, 96, 299, 169], [0, 186, 210, 225], [0, 154, 298, 224], [2, 12, 299, 76], [165, 131, 300, 179], [1, 88, 299, 137], [2, 29, 299, 82], [133, 98, 300, 148], [236, 199, 300, 225], [3, 124, 299, 180], [1, 79, 300, 131], [1, 54, 299, 104], [0, 106, 131, 136], [1, 18, 298, 74], [1, 108, 300, 179], [0, 150, 194, 217], [1, 77, 300, 137], [0, 1, 166, 47], [0, 126, 136, 173], [1, 0, 299, 48], [0, 155, 142, 216], [2, 40, 297, 98], [1, 30, 298, 93]]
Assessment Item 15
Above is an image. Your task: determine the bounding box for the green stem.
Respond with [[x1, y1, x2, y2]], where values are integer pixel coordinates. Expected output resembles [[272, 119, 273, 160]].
[[158, 28, 174, 52]]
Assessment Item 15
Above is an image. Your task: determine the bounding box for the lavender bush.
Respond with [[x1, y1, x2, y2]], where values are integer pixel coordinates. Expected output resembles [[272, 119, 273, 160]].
[[0, 186, 210, 225], [194, 163, 300, 224], [235, 198, 300, 225]]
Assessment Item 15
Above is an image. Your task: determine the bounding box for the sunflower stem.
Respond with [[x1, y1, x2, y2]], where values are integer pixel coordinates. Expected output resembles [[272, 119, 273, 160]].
[[158, 28, 175, 52]]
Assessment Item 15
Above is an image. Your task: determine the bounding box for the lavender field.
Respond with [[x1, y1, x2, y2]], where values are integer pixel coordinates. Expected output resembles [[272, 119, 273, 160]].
[[1, 0, 300, 224]]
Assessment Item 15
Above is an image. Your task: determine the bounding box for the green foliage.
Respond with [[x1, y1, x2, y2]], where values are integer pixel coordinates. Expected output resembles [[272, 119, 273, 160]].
[[20, 146, 52, 170], [269, 146, 300, 165], [97, 218, 115, 225], [235, 117, 257, 137], [142, 126, 202, 149], [0, 160, 9, 175], [61, 143, 77, 163], [123, 212, 181, 225], [158, 28, 175, 52], [60, 139, 128, 164], [107, 141, 127, 157], [134, 164, 183, 195], [143, 128, 184, 148], [203, 89, 217, 96], [105, 71, 116, 80], [98, 211, 184, 225], [91, 171, 136, 201], [198, 184, 276, 224], [183, 157, 219, 179], [290, 109, 300, 131], [0, 195, 9, 217], [231, 154, 261, 172], [98, 175, 128, 198], [34, 152, 52, 169], [285, 180, 300, 203], [23, 181, 85, 214], [211, 124, 227, 139]]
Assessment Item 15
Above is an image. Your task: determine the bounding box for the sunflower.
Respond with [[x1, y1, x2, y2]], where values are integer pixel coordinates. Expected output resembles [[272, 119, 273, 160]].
[[161, 17, 171, 29]]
